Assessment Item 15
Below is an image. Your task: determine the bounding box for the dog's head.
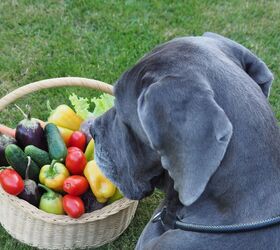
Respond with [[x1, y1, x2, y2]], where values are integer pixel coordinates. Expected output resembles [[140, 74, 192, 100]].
[[91, 32, 273, 206]]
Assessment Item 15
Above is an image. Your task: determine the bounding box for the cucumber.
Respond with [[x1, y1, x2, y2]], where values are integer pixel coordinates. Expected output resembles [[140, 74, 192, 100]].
[[5, 144, 40, 182], [45, 123, 67, 162], [24, 145, 51, 168]]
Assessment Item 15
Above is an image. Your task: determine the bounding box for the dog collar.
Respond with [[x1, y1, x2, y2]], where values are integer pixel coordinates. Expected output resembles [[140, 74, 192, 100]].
[[152, 206, 280, 233]]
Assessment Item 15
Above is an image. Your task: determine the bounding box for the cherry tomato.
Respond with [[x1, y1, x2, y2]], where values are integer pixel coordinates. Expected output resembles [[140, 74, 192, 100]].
[[67, 147, 82, 154], [63, 194, 85, 218], [66, 150, 87, 175], [68, 131, 87, 152], [0, 169, 24, 195], [63, 175, 89, 196]]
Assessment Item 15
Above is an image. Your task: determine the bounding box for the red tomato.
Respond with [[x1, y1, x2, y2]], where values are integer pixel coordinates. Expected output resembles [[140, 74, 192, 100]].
[[67, 147, 82, 154], [63, 194, 85, 218], [68, 131, 87, 152], [63, 175, 89, 196], [0, 169, 24, 195], [65, 150, 87, 175]]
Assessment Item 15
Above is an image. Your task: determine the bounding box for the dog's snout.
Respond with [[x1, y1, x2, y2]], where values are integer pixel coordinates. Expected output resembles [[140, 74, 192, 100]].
[[90, 118, 106, 141], [90, 121, 98, 141]]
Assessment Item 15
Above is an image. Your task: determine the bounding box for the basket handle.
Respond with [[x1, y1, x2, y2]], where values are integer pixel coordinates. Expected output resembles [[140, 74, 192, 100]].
[[0, 77, 114, 111]]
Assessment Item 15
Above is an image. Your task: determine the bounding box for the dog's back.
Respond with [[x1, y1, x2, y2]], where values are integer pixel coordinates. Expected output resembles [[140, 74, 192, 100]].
[[136, 34, 280, 250]]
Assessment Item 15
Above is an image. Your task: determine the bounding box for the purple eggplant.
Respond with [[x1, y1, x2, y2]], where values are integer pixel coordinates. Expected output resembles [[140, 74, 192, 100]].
[[81, 189, 106, 213], [18, 156, 41, 207], [0, 133, 16, 166], [15, 105, 47, 151]]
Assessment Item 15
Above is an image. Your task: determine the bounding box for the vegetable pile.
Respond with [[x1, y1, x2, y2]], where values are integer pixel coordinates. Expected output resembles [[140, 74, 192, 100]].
[[0, 93, 123, 218]]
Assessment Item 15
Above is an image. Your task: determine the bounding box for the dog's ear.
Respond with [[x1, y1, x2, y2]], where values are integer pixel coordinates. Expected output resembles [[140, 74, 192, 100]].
[[137, 76, 233, 206], [203, 32, 274, 98]]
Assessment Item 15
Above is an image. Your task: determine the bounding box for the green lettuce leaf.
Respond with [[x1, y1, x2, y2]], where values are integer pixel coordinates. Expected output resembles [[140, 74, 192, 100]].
[[91, 94, 115, 117], [69, 93, 93, 119], [69, 93, 115, 120]]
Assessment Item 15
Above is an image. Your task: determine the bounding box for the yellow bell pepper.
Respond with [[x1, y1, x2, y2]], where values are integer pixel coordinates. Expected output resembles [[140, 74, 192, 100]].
[[48, 104, 83, 131], [84, 160, 116, 203], [57, 126, 73, 147], [39, 160, 70, 192]]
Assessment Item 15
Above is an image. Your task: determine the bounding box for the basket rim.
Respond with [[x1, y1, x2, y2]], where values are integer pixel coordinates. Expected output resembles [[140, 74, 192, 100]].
[[0, 185, 138, 225], [0, 77, 114, 111]]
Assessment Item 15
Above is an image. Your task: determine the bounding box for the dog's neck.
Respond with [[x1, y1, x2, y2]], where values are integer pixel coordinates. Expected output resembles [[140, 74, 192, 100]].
[[162, 151, 280, 226]]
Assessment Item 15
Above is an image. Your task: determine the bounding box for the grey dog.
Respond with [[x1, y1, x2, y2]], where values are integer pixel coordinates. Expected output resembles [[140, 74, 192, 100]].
[[91, 32, 280, 250]]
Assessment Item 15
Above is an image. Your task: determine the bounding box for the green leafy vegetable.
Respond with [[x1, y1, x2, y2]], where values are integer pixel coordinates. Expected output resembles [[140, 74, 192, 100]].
[[69, 93, 115, 119], [91, 94, 115, 117], [69, 94, 93, 120]]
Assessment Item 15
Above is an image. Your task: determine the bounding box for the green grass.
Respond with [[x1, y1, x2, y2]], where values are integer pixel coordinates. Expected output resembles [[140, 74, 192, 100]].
[[0, 0, 279, 249]]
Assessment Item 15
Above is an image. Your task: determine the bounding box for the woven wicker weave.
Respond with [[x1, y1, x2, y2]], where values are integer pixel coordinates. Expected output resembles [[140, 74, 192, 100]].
[[0, 77, 138, 249]]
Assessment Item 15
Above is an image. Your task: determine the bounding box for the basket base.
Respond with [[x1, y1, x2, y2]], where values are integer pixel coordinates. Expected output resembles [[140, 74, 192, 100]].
[[0, 186, 138, 249]]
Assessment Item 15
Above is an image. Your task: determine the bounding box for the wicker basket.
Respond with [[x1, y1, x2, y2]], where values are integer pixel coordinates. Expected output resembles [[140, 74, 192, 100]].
[[0, 77, 138, 249]]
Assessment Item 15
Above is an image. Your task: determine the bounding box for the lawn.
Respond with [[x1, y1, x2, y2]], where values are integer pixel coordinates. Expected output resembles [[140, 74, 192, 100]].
[[0, 0, 279, 249]]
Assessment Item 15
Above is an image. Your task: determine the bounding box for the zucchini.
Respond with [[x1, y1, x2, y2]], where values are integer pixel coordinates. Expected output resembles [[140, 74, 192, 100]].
[[24, 145, 51, 168], [45, 123, 67, 162], [5, 144, 40, 181]]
